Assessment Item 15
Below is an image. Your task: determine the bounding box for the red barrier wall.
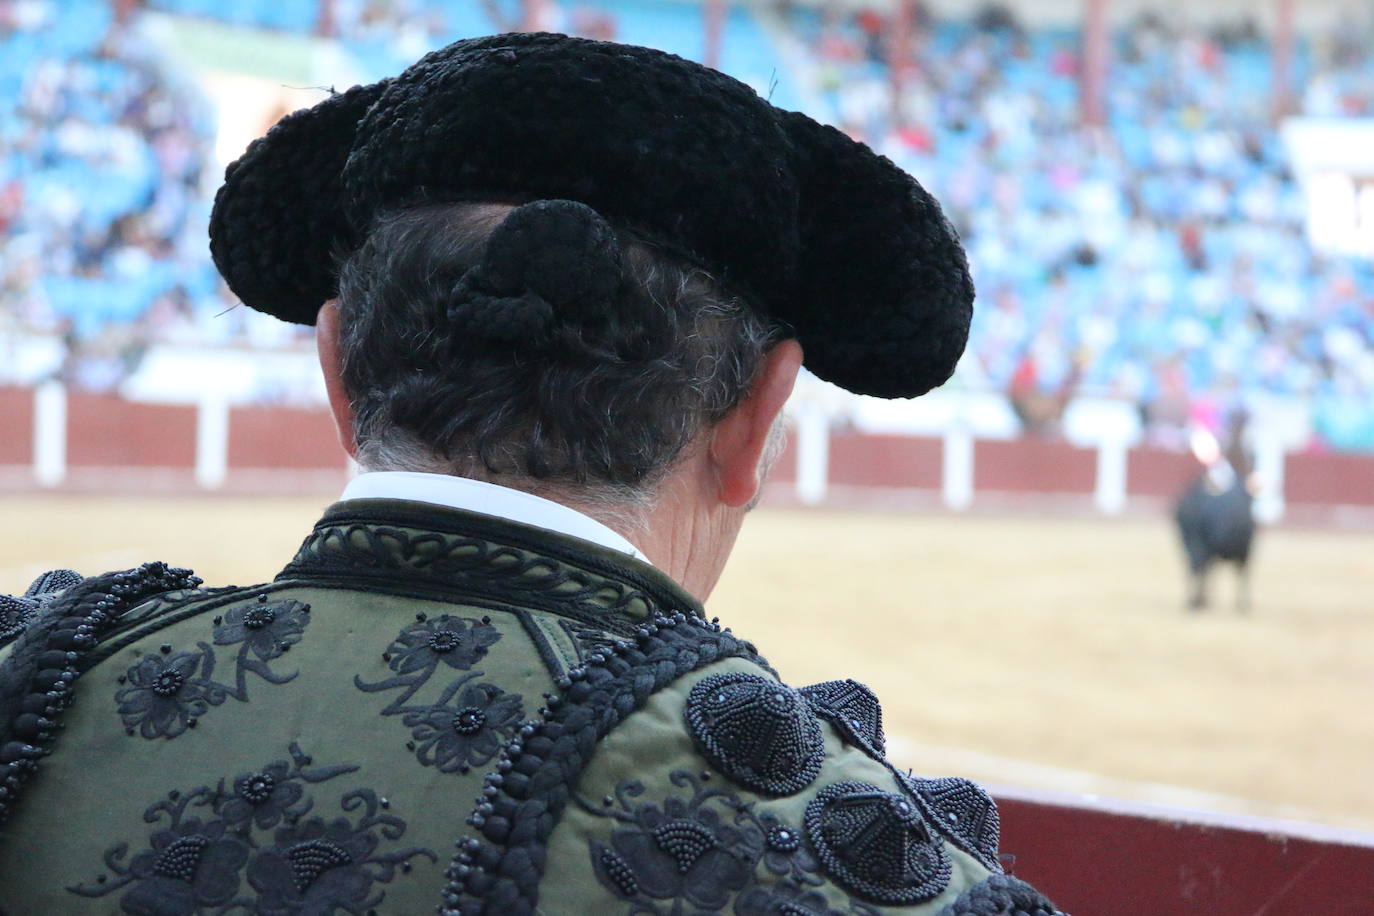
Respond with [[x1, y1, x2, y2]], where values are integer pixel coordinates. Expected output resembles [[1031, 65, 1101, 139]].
[[975, 438, 1096, 494], [1286, 452, 1374, 506], [1126, 447, 1199, 498], [66, 394, 196, 468], [997, 793, 1374, 915], [0, 387, 31, 465], [228, 406, 342, 470], [830, 432, 942, 489], [7, 388, 1374, 515]]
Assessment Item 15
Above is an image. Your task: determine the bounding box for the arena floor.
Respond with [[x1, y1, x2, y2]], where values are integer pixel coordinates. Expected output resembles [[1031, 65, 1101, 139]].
[[2, 495, 1371, 830]]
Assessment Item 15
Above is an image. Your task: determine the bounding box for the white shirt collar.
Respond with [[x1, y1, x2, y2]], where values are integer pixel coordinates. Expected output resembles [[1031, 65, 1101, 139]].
[[339, 471, 651, 564]]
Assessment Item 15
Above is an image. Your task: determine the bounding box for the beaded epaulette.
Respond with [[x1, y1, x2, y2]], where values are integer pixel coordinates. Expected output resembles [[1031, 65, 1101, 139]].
[[0, 562, 201, 823]]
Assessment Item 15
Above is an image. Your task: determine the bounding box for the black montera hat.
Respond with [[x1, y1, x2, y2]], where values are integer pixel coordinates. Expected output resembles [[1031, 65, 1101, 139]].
[[209, 32, 973, 399]]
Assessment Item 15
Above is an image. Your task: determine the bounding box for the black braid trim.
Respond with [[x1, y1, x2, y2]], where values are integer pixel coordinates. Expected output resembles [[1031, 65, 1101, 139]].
[[0, 562, 202, 823], [936, 874, 1067, 916], [434, 610, 773, 915]]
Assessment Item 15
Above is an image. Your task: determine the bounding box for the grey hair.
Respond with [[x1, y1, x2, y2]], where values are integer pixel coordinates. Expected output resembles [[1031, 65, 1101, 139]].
[[336, 201, 784, 515]]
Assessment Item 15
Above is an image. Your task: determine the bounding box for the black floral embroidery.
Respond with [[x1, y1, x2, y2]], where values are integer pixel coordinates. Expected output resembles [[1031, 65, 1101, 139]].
[[213, 751, 346, 833], [246, 789, 435, 913], [109, 815, 250, 915], [756, 809, 820, 884], [114, 598, 312, 741], [354, 614, 522, 775], [355, 614, 503, 710], [735, 881, 851, 916], [116, 643, 228, 739], [400, 672, 525, 774], [67, 744, 435, 914], [212, 596, 311, 699], [582, 770, 877, 916]]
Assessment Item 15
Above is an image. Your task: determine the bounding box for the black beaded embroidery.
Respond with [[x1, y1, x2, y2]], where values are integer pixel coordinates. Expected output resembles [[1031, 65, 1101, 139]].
[[800, 679, 886, 757], [684, 672, 824, 797], [0, 568, 83, 648], [795, 681, 1007, 879], [400, 673, 524, 774], [584, 771, 762, 911], [116, 643, 227, 738], [937, 874, 1067, 916], [24, 568, 85, 596], [904, 774, 1002, 872], [355, 615, 523, 774], [0, 562, 201, 824], [767, 823, 801, 853], [804, 781, 952, 905], [0, 593, 35, 647], [579, 769, 878, 916], [211, 596, 312, 702], [735, 882, 855, 915], [355, 615, 502, 711], [66, 743, 436, 913], [108, 595, 313, 741], [435, 612, 774, 915]]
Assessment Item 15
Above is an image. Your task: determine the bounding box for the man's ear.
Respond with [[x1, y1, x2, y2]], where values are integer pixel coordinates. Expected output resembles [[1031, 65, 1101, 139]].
[[709, 339, 804, 508], [316, 300, 359, 459]]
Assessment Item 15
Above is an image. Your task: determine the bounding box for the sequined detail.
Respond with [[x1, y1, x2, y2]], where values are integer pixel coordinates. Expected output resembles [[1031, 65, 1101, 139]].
[[766, 824, 801, 853], [804, 781, 951, 905], [684, 672, 823, 797], [242, 606, 277, 629], [799, 679, 885, 757], [237, 772, 276, 805], [452, 707, 487, 735], [151, 669, 186, 697], [429, 631, 462, 653]]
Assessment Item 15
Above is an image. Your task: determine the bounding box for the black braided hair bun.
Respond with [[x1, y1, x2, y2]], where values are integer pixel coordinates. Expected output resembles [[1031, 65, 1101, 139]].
[[446, 200, 625, 347]]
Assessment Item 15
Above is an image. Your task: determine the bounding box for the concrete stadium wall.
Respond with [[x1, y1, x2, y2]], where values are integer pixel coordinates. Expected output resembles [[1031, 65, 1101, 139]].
[[2, 387, 1372, 523]]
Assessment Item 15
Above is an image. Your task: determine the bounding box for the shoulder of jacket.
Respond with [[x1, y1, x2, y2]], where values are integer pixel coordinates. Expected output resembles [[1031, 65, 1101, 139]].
[[0, 562, 258, 822], [433, 612, 1068, 915]]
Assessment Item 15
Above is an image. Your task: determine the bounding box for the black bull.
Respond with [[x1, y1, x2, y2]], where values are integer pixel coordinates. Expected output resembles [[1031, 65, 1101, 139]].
[[1174, 475, 1256, 612]]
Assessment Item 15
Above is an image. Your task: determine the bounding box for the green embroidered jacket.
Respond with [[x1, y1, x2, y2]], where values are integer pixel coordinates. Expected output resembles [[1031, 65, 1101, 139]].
[[0, 499, 1062, 915]]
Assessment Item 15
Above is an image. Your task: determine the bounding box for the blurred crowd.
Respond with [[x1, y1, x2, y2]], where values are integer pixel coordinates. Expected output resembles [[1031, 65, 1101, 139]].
[[798, 4, 1374, 450], [0, 0, 317, 397], [1, 0, 1373, 449]]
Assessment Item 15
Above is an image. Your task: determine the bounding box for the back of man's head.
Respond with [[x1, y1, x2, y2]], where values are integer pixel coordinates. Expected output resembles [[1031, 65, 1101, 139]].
[[334, 200, 783, 510]]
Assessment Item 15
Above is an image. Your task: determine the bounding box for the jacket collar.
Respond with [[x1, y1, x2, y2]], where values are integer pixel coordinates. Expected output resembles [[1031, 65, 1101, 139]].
[[277, 499, 702, 634]]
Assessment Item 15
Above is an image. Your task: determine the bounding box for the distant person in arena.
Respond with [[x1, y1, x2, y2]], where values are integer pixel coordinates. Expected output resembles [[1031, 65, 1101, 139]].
[[0, 34, 1066, 915]]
